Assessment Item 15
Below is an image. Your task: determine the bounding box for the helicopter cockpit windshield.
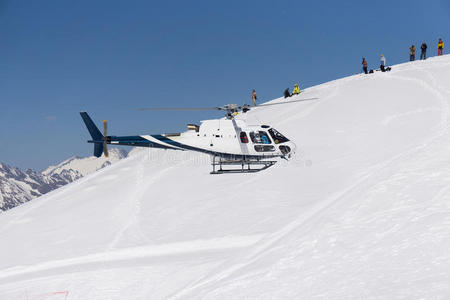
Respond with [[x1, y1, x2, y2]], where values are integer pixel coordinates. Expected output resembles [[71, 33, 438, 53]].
[[268, 128, 289, 144]]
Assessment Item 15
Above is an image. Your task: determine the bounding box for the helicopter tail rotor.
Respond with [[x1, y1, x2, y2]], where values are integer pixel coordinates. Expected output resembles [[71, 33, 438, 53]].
[[102, 120, 109, 158]]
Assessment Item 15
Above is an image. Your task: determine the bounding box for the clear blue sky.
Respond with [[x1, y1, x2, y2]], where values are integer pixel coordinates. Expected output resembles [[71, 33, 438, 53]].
[[1, 0, 449, 170]]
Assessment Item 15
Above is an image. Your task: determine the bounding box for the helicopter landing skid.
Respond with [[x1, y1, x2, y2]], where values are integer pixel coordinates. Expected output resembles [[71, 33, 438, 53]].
[[210, 157, 276, 174]]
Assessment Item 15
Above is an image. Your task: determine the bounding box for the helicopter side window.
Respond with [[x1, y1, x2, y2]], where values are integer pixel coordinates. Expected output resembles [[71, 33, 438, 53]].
[[249, 131, 272, 144], [254, 145, 275, 152], [240, 132, 249, 143], [268, 128, 289, 144]]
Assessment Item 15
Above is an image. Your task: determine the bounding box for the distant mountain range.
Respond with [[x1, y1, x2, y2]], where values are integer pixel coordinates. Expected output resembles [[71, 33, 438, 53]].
[[0, 148, 128, 211]]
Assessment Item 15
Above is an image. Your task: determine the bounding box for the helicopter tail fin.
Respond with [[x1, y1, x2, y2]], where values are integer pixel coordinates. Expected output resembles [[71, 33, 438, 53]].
[[80, 112, 104, 157], [92, 143, 103, 158]]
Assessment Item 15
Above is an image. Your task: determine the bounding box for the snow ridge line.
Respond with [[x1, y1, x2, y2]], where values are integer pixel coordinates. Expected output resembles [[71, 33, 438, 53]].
[[167, 66, 450, 300]]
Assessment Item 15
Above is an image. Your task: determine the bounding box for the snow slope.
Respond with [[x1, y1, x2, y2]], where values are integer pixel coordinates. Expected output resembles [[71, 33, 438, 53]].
[[1, 56, 450, 299]]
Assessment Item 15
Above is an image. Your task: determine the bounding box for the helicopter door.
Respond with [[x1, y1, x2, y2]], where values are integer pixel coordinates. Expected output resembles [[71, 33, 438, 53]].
[[237, 131, 250, 155], [231, 118, 249, 155]]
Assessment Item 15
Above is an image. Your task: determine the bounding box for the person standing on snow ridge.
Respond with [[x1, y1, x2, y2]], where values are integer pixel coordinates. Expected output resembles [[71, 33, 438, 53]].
[[251, 89, 257, 106], [420, 42, 428, 60], [292, 83, 301, 95], [362, 58, 368, 74], [438, 38, 444, 56], [409, 45, 416, 61], [380, 54, 386, 72], [283, 88, 291, 98]]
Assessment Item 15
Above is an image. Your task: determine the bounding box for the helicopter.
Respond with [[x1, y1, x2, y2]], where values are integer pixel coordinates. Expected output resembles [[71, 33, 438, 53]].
[[80, 97, 317, 174]]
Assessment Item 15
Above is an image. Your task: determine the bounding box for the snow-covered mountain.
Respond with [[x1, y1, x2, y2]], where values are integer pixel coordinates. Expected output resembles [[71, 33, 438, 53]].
[[42, 148, 127, 178], [1, 56, 450, 299], [0, 148, 127, 212], [0, 163, 80, 211]]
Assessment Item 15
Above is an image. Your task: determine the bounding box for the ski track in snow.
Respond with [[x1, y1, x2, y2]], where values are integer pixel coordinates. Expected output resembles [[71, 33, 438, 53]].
[[0, 235, 263, 284], [107, 151, 200, 249], [107, 154, 153, 249], [381, 107, 440, 126]]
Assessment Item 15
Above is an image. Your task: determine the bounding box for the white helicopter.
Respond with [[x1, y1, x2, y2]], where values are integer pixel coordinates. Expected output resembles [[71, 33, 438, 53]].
[[80, 97, 316, 174]]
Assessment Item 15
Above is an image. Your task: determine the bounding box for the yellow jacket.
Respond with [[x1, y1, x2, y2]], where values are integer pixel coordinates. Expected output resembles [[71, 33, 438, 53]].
[[438, 42, 444, 49], [292, 85, 301, 94]]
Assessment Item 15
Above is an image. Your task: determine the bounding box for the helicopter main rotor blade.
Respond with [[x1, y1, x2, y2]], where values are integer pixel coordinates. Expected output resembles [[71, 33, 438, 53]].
[[138, 107, 220, 111], [138, 98, 318, 114], [256, 97, 318, 108]]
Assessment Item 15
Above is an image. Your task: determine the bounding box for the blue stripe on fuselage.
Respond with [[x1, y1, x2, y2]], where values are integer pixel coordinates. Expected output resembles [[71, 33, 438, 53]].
[[102, 134, 279, 160]]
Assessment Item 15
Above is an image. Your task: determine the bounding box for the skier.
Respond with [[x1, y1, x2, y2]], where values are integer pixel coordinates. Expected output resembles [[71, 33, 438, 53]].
[[251, 89, 257, 106], [420, 42, 427, 60], [380, 54, 386, 72], [362, 57, 368, 74], [438, 38, 444, 56], [283, 88, 291, 98], [409, 45, 416, 61], [292, 83, 301, 95]]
